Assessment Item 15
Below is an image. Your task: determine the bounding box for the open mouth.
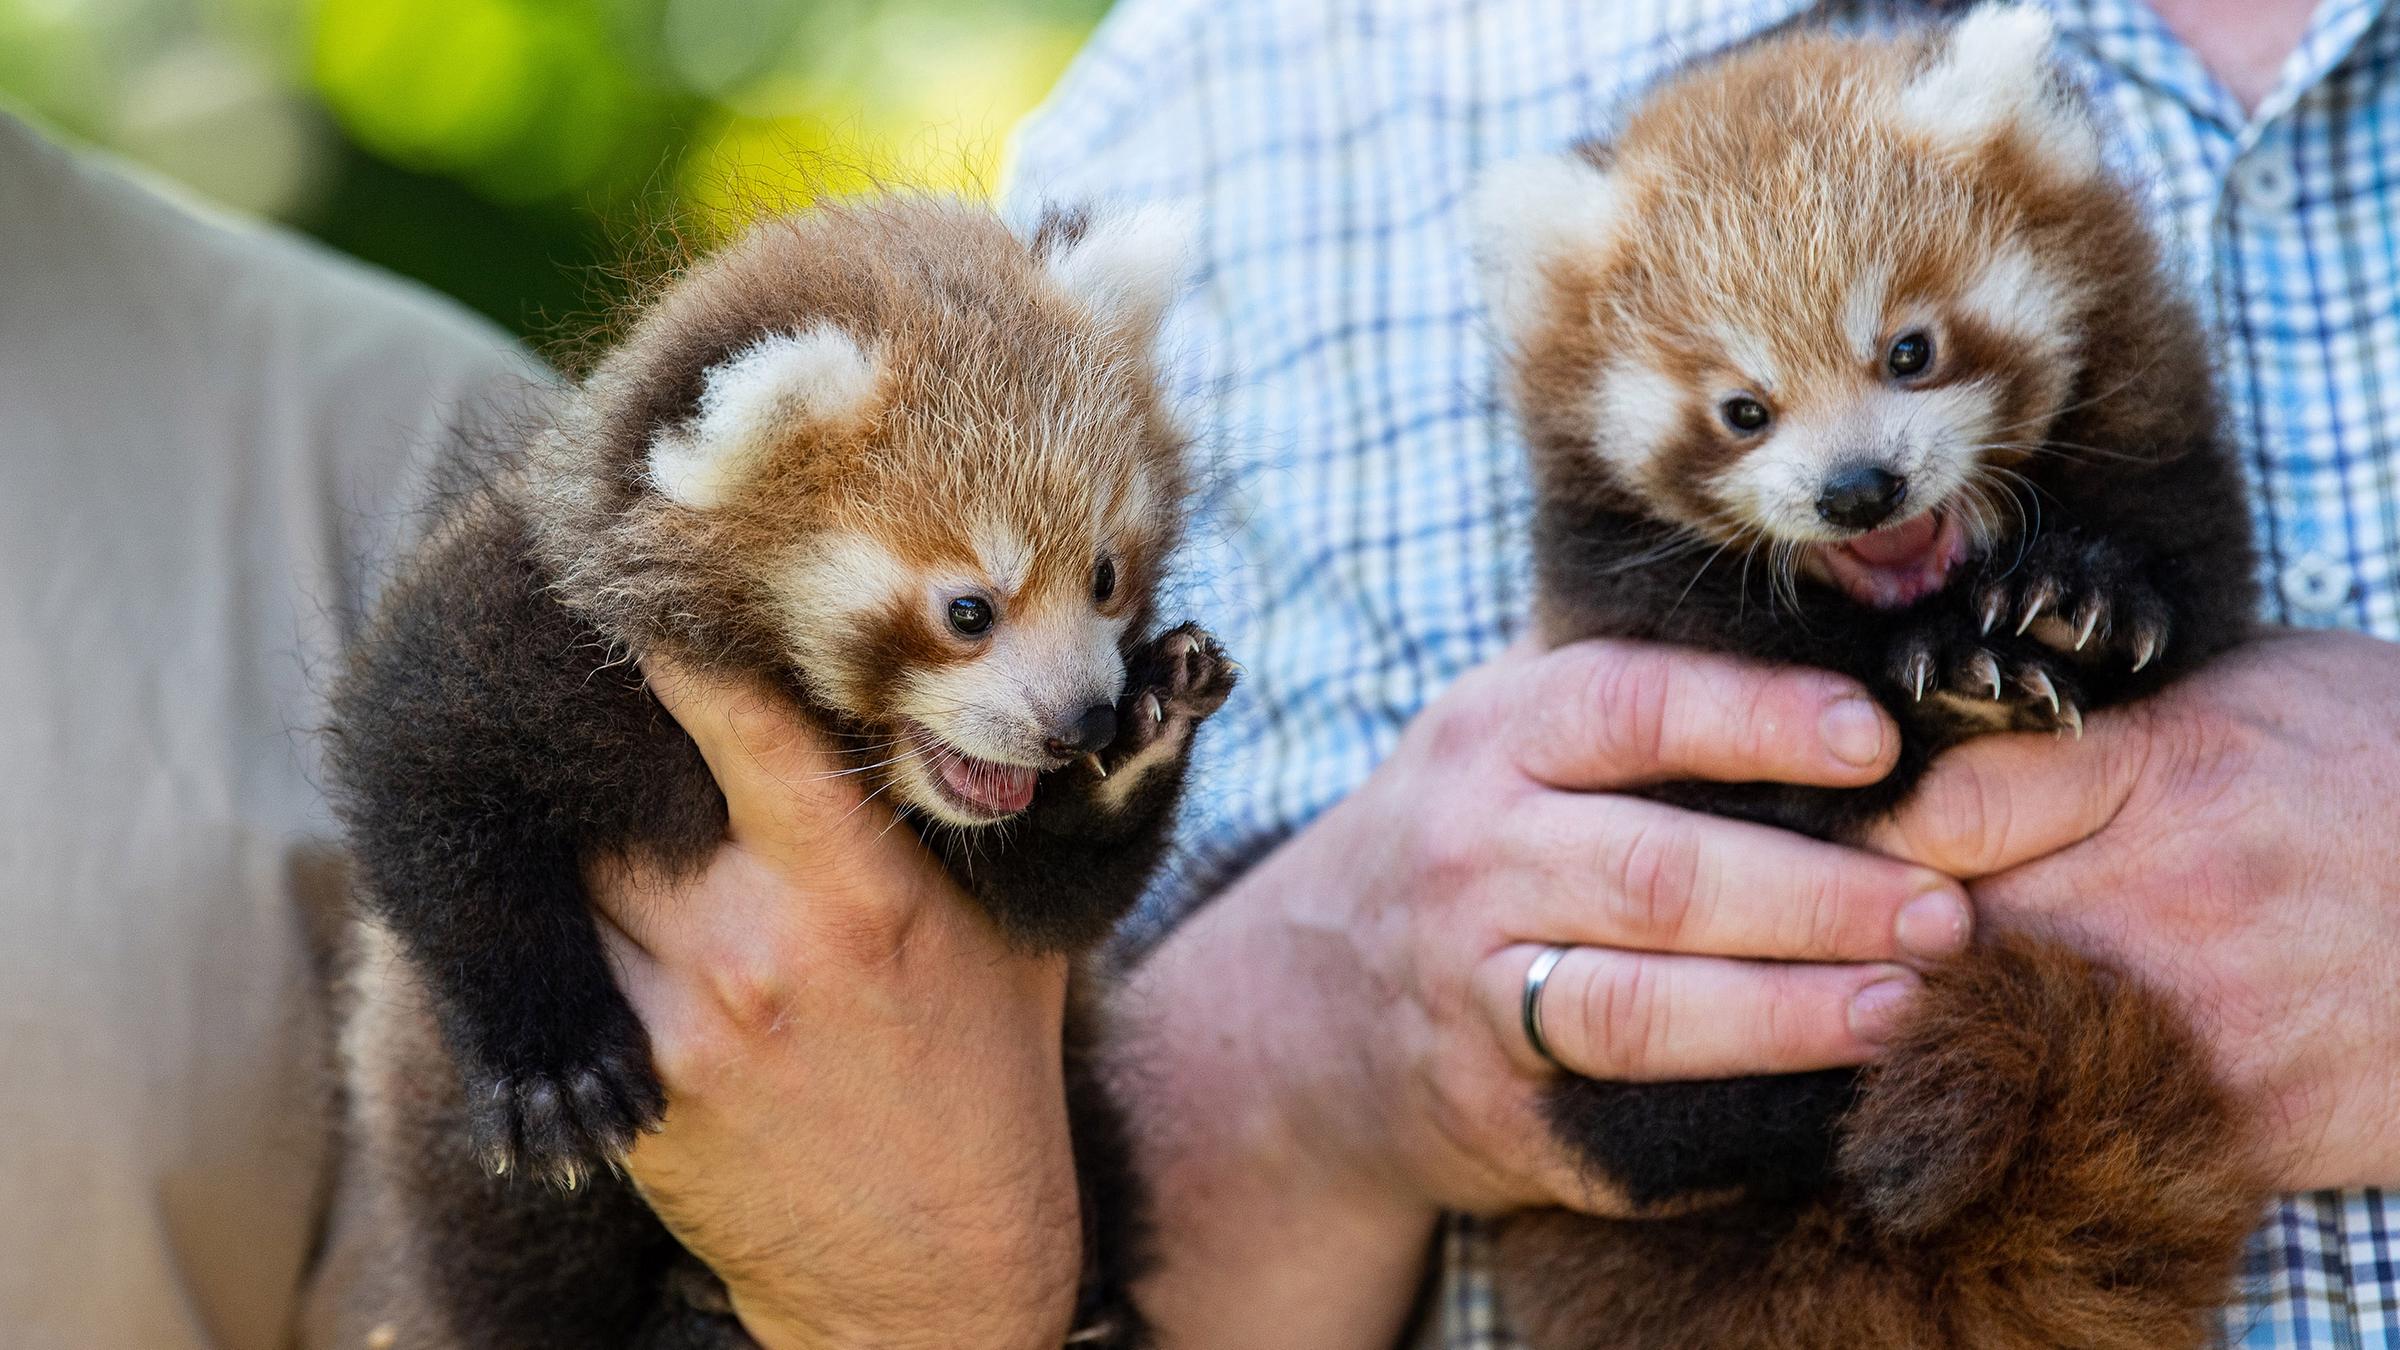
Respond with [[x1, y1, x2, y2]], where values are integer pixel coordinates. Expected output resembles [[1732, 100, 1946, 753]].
[[1807, 508, 1969, 610], [905, 724, 1039, 820]]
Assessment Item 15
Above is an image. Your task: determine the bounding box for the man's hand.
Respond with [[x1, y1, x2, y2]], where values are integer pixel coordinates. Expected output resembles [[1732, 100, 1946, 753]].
[[590, 655, 1084, 1350], [1109, 639, 1973, 1349], [1875, 628, 2400, 1191]]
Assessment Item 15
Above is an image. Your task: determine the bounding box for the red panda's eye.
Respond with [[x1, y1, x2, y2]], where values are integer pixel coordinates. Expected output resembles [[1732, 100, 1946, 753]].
[[1887, 332, 1933, 378], [947, 595, 995, 636], [1093, 557, 1117, 604], [1720, 397, 1771, 434]]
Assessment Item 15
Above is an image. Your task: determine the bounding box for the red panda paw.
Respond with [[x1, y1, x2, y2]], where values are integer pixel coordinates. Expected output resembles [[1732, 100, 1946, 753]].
[[1889, 617, 2089, 739], [1968, 531, 2173, 674], [1080, 623, 1235, 804], [463, 1027, 664, 1191]]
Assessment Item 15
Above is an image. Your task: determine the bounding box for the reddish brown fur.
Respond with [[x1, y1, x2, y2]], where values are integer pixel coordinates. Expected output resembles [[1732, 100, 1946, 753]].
[[527, 198, 1186, 723], [1485, 15, 2269, 1349], [1497, 935, 2264, 1350], [1509, 30, 2180, 559], [320, 194, 1227, 1347]]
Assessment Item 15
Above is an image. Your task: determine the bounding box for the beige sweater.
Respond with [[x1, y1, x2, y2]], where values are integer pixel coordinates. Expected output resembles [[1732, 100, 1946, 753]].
[[0, 112, 533, 1350]]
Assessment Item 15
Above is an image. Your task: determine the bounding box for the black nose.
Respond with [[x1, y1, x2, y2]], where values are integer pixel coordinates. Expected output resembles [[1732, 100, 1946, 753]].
[[1046, 703, 1118, 758], [1816, 465, 1908, 530]]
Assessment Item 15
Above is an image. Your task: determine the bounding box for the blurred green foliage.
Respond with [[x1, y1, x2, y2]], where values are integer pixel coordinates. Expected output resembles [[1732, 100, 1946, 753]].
[[0, 0, 1109, 340]]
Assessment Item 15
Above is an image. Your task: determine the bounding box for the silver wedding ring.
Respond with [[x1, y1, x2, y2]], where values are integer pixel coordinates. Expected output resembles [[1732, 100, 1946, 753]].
[[1521, 944, 1572, 1069]]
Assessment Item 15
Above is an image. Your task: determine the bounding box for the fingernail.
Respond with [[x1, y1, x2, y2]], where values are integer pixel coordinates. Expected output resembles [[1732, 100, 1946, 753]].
[[1848, 973, 1919, 1045], [1819, 696, 1887, 768], [1895, 890, 1971, 960]]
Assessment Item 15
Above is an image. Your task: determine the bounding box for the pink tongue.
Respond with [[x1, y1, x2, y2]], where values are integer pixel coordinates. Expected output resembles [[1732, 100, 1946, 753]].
[[1845, 511, 1941, 566], [939, 755, 1038, 815]]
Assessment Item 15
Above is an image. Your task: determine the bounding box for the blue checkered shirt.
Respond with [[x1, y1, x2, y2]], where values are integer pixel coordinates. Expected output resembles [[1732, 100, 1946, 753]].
[[1006, 0, 2400, 1344]]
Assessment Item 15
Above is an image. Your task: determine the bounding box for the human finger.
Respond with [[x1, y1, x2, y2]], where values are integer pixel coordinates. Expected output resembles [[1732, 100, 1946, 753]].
[[1493, 794, 1970, 964], [1476, 942, 1921, 1081], [1507, 640, 1898, 791]]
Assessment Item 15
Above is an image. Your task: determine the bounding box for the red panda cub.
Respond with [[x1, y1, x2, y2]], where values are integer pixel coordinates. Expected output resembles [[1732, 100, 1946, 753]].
[[1475, 9, 2264, 1349], [324, 199, 1231, 1348]]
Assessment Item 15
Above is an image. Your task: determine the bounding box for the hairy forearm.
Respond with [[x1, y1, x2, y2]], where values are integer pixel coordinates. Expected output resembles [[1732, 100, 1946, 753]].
[[1110, 843, 1440, 1350]]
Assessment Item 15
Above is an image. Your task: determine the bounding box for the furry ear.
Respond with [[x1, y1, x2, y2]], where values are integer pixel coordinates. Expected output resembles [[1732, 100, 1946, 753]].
[[647, 325, 881, 510], [1899, 4, 2099, 179], [1470, 146, 1621, 341], [1041, 201, 1198, 345]]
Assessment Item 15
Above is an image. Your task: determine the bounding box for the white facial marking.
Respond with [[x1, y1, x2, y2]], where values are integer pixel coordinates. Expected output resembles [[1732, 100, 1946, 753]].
[[1713, 383, 2002, 542], [1841, 263, 1893, 363], [1962, 246, 2074, 357], [1047, 201, 1198, 344], [1715, 421, 1846, 540], [971, 519, 1034, 596], [1592, 358, 1684, 482], [1899, 4, 2099, 182], [771, 531, 915, 691], [1888, 382, 2002, 523], [1472, 152, 1622, 340], [647, 324, 880, 509], [898, 605, 1129, 770], [1711, 327, 1778, 395]]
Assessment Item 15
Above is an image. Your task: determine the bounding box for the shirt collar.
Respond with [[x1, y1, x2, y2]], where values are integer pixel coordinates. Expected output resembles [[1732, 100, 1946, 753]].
[[2051, 0, 2394, 138], [2263, 0, 2390, 122]]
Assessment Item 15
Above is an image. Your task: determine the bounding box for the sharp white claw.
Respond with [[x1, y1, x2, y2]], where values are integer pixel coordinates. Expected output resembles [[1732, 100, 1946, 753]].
[[1980, 592, 2006, 636], [1144, 693, 1165, 724], [2061, 702, 2084, 738], [1081, 753, 1107, 779], [2132, 630, 2160, 671], [2074, 606, 2102, 650], [2022, 669, 2060, 713], [1905, 651, 1932, 701], [1967, 651, 2002, 701], [2015, 585, 2057, 636]]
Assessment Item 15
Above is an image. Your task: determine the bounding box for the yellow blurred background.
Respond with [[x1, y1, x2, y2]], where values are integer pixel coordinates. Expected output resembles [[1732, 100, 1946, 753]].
[[0, 0, 1111, 336]]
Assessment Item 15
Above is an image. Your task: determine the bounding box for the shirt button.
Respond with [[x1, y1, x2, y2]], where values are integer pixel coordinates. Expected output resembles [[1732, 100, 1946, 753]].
[[2234, 154, 2299, 212], [2279, 551, 2353, 614]]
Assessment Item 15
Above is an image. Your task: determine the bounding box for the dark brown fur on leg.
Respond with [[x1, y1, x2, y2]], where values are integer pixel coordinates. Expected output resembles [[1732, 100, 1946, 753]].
[[1494, 933, 2264, 1350]]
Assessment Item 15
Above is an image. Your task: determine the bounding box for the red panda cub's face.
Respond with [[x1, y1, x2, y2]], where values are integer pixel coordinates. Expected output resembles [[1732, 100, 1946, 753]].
[[627, 202, 1194, 828], [763, 441, 1172, 829], [1479, 6, 2114, 610]]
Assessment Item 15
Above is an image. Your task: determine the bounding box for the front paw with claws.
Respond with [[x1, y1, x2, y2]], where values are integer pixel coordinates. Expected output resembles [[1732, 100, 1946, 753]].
[[1890, 615, 2087, 739], [1083, 623, 1236, 797], [983, 624, 1236, 948], [462, 1014, 664, 1190], [1968, 532, 2171, 673]]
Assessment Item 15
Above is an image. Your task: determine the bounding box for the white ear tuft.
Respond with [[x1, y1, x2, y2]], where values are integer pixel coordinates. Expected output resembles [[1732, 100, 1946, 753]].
[[1471, 150, 1621, 341], [1901, 4, 2099, 178], [1957, 3, 2058, 67], [647, 324, 880, 510], [1046, 202, 1198, 344]]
